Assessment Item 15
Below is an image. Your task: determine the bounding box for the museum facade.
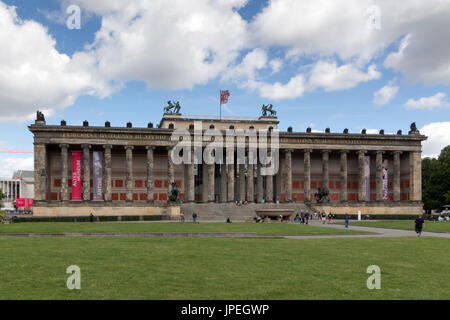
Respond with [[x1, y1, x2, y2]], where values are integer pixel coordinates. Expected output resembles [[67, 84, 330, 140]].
[[29, 110, 426, 217]]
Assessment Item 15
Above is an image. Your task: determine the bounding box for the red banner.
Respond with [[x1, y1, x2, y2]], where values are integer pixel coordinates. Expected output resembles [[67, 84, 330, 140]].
[[72, 151, 82, 200], [15, 198, 34, 207]]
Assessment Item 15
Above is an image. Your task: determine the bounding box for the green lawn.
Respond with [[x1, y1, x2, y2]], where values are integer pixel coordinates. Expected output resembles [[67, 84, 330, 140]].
[[0, 236, 449, 299], [0, 222, 371, 236], [340, 220, 450, 233]]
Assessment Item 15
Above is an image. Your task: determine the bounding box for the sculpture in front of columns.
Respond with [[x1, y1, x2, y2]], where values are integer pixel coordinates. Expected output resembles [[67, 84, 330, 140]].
[[314, 187, 330, 203], [168, 181, 180, 203], [164, 101, 181, 114], [261, 104, 276, 117]]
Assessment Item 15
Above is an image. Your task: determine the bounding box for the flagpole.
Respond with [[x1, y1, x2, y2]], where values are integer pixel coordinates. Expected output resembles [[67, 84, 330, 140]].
[[219, 90, 222, 120]]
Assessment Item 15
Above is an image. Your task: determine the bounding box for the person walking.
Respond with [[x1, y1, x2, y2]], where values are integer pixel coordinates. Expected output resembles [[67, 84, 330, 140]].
[[321, 212, 326, 224], [415, 215, 425, 236], [192, 212, 198, 223], [89, 212, 95, 223], [344, 213, 350, 229], [180, 211, 185, 222], [305, 211, 310, 225]]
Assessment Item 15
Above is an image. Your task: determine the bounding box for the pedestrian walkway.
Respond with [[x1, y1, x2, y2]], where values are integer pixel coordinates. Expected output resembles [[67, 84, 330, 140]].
[[293, 220, 450, 239]]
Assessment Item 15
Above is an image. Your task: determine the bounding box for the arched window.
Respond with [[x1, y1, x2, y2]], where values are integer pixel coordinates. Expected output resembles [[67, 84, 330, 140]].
[[168, 123, 174, 129], [209, 124, 215, 129], [229, 125, 234, 129]]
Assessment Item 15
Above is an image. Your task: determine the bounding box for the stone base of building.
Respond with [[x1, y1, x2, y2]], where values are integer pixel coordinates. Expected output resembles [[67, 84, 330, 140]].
[[32, 202, 180, 218], [31, 201, 423, 219], [310, 201, 423, 215]]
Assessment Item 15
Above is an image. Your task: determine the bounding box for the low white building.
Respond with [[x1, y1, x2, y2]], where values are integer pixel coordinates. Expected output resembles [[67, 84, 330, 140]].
[[0, 170, 34, 210]]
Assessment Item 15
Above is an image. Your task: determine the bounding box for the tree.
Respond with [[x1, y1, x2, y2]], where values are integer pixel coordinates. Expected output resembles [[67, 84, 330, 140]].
[[422, 145, 450, 211], [0, 187, 4, 208]]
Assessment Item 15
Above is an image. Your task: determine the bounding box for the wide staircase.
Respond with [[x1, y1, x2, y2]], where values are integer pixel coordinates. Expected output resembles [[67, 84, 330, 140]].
[[180, 202, 312, 222]]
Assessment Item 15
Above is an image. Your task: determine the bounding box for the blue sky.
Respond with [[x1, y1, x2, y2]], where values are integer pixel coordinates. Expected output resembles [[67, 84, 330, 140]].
[[0, 0, 449, 177]]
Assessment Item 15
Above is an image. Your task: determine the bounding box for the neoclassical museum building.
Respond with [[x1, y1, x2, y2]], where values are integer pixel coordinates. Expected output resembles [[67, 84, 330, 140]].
[[29, 107, 426, 218]]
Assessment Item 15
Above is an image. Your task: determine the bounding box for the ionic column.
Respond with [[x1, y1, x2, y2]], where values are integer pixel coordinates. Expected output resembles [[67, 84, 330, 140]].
[[82, 144, 91, 201], [239, 163, 246, 202], [322, 150, 330, 190], [246, 150, 254, 203], [145, 146, 154, 203], [202, 164, 208, 203], [207, 163, 215, 202], [304, 149, 311, 203], [125, 146, 134, 202], [60, 144, 69, 202], [340, 150, 348, 202], [227, 160, 235, 202], [103, 145, 113, 202], [285, 149, 293, 202], [393, 151, 402, 202], [34, 143, 47, 202], [266, 150, 274, 203], [220, 163, 227, 203], [256, 157, 264, 203], [358, 150, 366, 202], [187, 148, 195, 202], [376, 151, 383, 201], [167, 147, 174, 197], [409, 151, 422, 201]]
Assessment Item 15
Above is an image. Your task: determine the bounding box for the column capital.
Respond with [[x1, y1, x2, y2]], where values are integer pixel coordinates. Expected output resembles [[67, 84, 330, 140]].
[[145, 145, 155, 150], [375, 150, 385, 154], [59, 143, 69, 149], [81, 144, 91, 149], [124, 145, 134, 150], [357, 149, 367, 155], [103, 144, 113, 149], [321, 149, 331, 154], [303, 148, 312, 153], [392, 150, 403, 155], [284, 148, 294, 153], [340, 149, 349, 154]]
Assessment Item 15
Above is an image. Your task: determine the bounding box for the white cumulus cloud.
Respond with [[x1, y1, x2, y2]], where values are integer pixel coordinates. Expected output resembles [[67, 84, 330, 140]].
[[420, 122, 450, 158], [0, 157, 34, 179], [373, 80, 399, 106], [404, 92, 449, 110], [0, 2, 108, 122], [307, 61, 381, 92]]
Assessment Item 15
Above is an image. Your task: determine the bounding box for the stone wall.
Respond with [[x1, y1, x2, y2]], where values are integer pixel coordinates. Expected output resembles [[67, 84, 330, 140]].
[[32, 203, 180, 217]]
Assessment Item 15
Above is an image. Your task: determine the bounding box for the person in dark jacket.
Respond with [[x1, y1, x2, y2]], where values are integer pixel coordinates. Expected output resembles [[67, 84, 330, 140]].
[[415, 215, 425, 236]]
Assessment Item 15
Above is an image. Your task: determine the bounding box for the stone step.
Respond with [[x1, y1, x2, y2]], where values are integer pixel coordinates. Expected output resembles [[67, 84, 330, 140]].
[[180, 202, 312, 221]]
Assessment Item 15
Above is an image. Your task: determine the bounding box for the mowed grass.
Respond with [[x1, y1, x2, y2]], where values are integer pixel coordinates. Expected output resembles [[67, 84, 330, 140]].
[[340, 220, 450, 233], [0, 236, 449, 299], [0, 222, 371, 236]]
